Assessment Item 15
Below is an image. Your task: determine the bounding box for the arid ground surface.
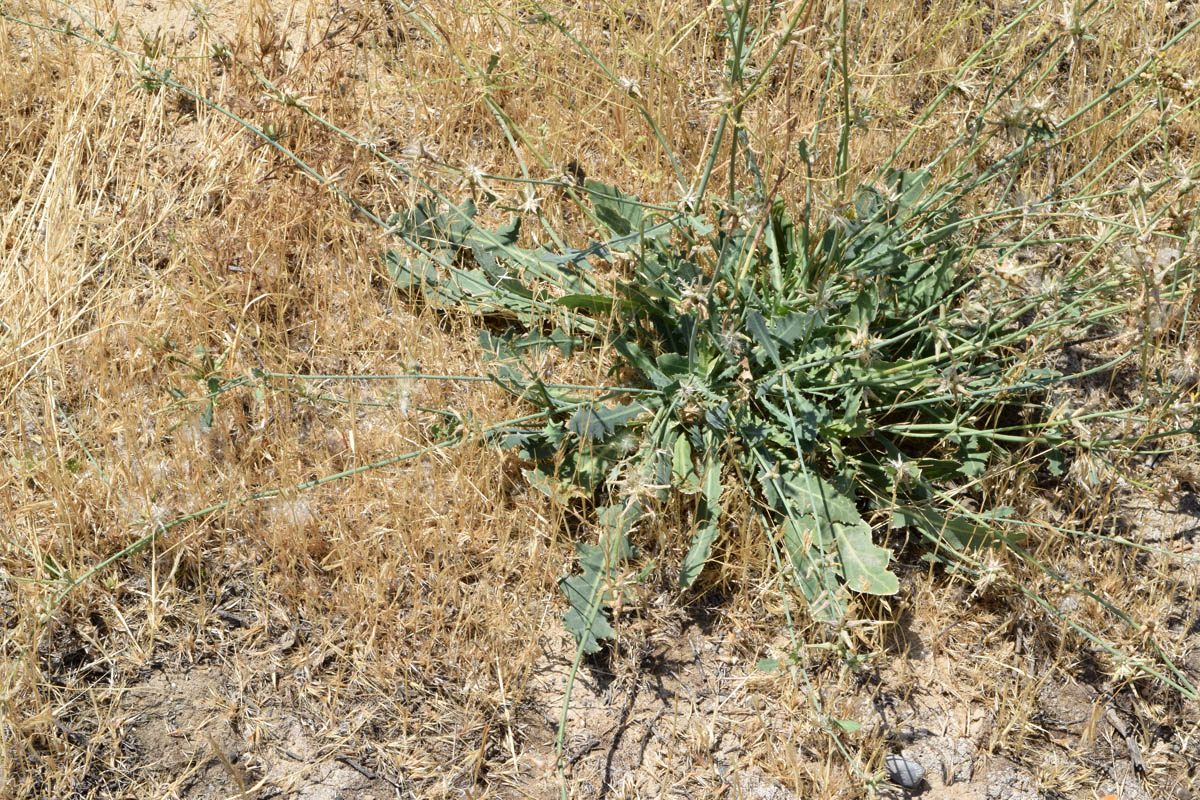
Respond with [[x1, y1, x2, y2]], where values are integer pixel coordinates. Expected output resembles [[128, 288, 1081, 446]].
[[2, 1, 1199, 798]]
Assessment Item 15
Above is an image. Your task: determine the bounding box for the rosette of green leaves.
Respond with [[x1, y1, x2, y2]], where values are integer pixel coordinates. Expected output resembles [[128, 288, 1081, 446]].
[[387, 171, 1058, 648]]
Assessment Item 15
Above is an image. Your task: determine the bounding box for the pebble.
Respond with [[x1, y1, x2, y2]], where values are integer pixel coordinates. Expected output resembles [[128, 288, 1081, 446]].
[[885, 754, 926, 790]]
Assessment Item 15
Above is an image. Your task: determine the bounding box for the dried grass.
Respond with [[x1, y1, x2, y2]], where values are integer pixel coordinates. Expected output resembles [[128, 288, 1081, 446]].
[[2, 0, 1198, 798]]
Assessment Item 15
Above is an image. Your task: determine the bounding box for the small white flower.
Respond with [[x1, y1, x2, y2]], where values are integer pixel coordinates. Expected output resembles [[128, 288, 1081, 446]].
[[618, 76, 643, 99], [464, 163, 487, 187], [517, 189, 541, 215]]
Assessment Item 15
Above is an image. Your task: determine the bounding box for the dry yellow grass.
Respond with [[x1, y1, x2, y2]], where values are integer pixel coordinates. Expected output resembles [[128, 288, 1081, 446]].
[[1, 0, 1198, 798]]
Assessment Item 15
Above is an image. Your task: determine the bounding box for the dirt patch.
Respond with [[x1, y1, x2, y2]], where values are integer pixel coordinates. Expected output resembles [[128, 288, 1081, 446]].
[[117, 665, 394, 799], [120, 668, 247, 797], [15, 493, 1200, 799], [515, 617, 802, 799]]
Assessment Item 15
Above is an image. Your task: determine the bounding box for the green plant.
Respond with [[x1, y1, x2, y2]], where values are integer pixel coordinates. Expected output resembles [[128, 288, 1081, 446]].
[[18, 0, 1199, 734], [373, 2, 1200, 690], [384, 0, 1199, 685], [385, 159, 1159, 648]]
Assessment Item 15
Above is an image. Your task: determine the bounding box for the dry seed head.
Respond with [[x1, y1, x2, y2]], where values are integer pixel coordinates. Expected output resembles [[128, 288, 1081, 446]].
[[403, 139, 435, 162], [126, 498, 172, 534], [968, 552, 1007, 600], [848, 321, 877, 364], [820, 30, 841, 62], [777, 25, 814, 47], [361, 121, 392, 153], [268, 497, 315, 528], [462, 162, 487, 189], [959, 299, 989, 326], [561, 160, 586, 187], [701, 78, 736, 109], [994, 98, 1055, 140], [1111, 653, 1150, 685], [718, 326, 747, 357], [887, 454, 919, 487], [1058, 0, 1090, 45], [673, 278, 709, 318], [938, 365, 966, 398], [945, 59, 984, 99], [610, 459, 667, 507], [1128, 174, 1151, 202]]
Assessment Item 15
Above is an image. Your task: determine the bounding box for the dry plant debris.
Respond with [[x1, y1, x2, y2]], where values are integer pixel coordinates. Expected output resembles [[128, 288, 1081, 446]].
[[1, 0, 1199, 798]]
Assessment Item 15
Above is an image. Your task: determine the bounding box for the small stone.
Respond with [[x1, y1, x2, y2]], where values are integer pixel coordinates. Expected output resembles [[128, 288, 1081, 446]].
[[885, 754, 926, 789]]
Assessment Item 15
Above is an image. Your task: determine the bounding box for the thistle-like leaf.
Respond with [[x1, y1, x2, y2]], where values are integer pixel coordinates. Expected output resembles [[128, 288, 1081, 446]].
[[559, 504, 642, 654]]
